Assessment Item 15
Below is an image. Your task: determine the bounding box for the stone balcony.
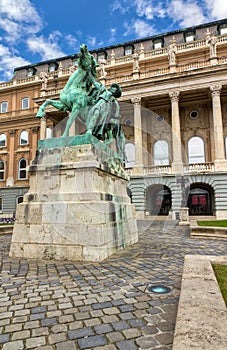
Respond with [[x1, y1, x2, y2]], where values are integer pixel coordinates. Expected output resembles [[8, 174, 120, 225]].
[[125, 162, 216, 176]]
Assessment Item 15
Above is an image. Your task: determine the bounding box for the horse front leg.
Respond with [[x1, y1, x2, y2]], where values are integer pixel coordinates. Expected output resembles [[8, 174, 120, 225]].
[[36, 99, 66, 118]]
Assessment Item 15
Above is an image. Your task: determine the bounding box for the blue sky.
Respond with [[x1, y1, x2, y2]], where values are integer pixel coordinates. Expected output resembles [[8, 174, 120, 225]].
[[0, 0, 226, 82]]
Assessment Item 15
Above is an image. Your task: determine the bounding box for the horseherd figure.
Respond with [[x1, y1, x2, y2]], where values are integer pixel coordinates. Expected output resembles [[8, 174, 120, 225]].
[[36, 44, 126, 162]]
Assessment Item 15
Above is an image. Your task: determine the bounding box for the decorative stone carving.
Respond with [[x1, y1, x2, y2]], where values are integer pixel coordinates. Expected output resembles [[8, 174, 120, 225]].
[[39, 72, 48, 90], [139, 43, 145, 59], [111, 50, 116, 65], [168, 37, 177, 66], [99, 59, 107, 77], [169, 91, 180, 102], [132, 53, 140, 72], [206, 29, 218, 58], [210, 84, 222, 97], [131, 97, 141, 105]]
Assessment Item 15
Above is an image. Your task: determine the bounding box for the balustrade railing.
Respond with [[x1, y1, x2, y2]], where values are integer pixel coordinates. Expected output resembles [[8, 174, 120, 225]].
[[1, 34, 227, 91], [125, 163, 215, 176], [184, 162, 214, 173]]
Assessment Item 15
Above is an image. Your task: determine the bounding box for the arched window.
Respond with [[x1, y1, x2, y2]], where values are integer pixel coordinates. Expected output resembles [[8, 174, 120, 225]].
[[17, 196, 24, 204], [188, 136, 205, 163], [225, 136, 227, 159], [0, 160, 5, 180], [153, 140, 169, 166], [1, 101, 8, 113], [21, 97, 29, 110], [0, 134, 6, 147], [18, 158, 27, 179], [20, 130, 28, 145], [125, 142, 135, 168], [46, 127, 52, 139]]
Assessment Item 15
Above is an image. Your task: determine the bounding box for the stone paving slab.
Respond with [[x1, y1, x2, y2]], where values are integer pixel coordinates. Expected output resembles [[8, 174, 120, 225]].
[[0, 219, 226, 349]]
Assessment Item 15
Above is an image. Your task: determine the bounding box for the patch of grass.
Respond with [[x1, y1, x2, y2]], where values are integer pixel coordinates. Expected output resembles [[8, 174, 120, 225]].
[[197, 220, 227, 227], [212, 264, 227, 307]]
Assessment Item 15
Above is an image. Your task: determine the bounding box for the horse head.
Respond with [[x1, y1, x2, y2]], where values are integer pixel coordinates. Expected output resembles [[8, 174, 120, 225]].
[[78, 44, 98, 77]]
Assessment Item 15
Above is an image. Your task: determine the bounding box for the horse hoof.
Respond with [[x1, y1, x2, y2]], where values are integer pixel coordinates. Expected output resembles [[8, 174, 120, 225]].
[[36, 111, 44, 118]]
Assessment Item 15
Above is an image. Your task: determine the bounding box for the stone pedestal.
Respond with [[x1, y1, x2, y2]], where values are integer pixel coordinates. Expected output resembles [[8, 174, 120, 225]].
[[179, 207, 190, 226], [10, 135, 138, 261]]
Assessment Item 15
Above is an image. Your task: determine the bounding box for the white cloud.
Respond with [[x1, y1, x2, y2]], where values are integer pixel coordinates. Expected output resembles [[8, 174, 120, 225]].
[[26, 35, 65, 61], [110, 0, 132, 14], [65, 34, 79, 50], [168, 0, 206, 27], [124, 19, 156, 37], [135, 0, 154, 19], [0, 44, 30, 81], [204, 0, 227, 19], [0, 0, 43, 42], [108, 28, 117, 44]]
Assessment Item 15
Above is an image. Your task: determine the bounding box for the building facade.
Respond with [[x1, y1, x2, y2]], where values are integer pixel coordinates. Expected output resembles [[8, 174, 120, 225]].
[[1, 19, 227, 219]]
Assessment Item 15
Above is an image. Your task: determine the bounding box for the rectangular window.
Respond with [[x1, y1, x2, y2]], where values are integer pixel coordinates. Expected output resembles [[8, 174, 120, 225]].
[[220, 27, 227, 35], [185, 35, 194, 42], [0, 198, 2, 211], [154, 42, 162, 49], [22, 98, 29, 110], [1, 101, 8, 113]]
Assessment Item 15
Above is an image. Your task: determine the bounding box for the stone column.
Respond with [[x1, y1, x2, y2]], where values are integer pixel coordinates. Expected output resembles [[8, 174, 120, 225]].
[[210, 85, 227, 170], [169, 91, 183, 173], [7, 129, 16, 187], [31, 127, 39, 159], [40, 118, 47, 140], [132, 97, 143, 170], [69, 121, 76, 136]]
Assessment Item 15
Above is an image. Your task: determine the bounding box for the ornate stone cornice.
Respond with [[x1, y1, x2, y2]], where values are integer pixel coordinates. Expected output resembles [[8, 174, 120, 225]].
[[210, 84, 222, 97], [131, 97, 141, 105], [169, 91, 180, 102]]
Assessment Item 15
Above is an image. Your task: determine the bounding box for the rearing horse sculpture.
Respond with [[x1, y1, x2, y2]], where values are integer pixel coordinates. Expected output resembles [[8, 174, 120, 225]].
[[36, 44, 97, 137]]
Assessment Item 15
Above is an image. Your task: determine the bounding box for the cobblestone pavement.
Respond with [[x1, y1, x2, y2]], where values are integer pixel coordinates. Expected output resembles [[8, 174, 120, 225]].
[[0, 220, 226, 350]]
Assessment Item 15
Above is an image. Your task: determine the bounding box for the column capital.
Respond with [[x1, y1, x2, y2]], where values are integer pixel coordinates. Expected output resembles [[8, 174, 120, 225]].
[[169, 91, 180, 102], [31, 126, 39, 133], [131, 97, 141, 105], [210, 84, 222, 97], [9, 129, 16, 135]]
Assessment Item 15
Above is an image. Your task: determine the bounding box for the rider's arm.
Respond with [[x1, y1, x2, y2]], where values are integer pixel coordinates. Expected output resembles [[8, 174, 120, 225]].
[[88, 71, 101, 90]]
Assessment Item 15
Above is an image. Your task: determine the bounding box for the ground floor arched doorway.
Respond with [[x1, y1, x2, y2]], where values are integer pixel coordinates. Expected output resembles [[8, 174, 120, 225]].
[[146, 185, 172, 216], [187, 183, 214, 216]]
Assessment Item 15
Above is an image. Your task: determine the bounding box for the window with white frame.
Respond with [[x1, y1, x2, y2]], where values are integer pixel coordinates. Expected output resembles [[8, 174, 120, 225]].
[[48, 63, 58, 72], [21, 97, 29, 110], [1, 101, 8, 113], [20, 130, 28, 145], [0, 134, 6, 147], [220, 27, 227, 35], [184, 31, 195, 42], [153, 39, 164, 49], [188, 136, 205, 163], [125, 142, 135, 168], [124, 46, 133, 56], [97, 51, 107, 61], [26, 67, 36, 77], [0, 160, 5, 180], [72, 58, 78, 66], [153, 140, 169, 166], [18, 158, 27, 179]]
